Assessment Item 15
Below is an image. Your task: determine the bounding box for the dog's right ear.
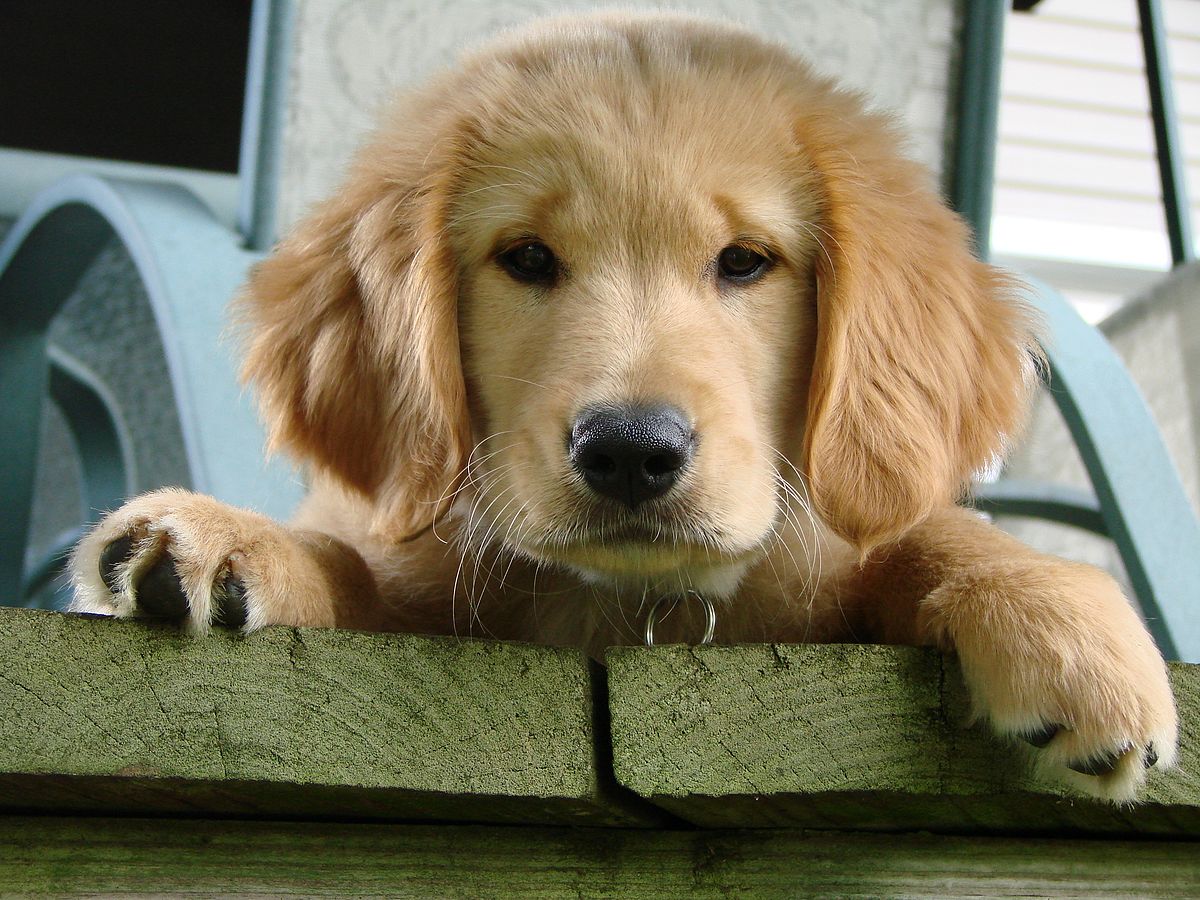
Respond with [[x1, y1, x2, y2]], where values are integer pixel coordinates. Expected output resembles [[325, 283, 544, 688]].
[[237, 104, 472, 542]]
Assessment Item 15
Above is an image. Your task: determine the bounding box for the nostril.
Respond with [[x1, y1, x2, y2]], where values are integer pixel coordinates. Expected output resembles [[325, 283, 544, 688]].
[[568, 403, 695, 507], [644, 450, 685, 478], [580, 450, 617, 476]]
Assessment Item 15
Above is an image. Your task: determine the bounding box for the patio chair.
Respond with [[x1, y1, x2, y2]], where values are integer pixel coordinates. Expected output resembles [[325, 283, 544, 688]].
[[2, 0, 1196, 662]]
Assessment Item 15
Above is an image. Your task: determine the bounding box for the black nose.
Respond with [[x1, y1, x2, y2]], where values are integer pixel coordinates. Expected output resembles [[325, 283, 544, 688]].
[[569, 404, 695, 507]]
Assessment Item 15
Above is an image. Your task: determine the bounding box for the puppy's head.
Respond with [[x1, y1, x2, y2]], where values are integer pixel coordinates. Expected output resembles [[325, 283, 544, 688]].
[[239, 14, 1037, 592]]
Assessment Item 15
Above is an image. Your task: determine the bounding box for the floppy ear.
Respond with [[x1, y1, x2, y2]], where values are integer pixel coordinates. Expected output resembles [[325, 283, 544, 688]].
[[237, 116, 471, 542], [796, 99, 1040, 554]]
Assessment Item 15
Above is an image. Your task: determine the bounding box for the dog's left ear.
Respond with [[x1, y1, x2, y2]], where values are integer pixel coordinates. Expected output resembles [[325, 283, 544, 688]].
[[797, 99, 1040, 554]]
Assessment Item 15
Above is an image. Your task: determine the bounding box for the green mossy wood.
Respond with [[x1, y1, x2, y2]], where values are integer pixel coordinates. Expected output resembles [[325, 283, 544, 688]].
[[2, 607, 1199, 896], [0, 608, 653, 826], [1, 817, 1197, 898], [607, 643, 1200, 834]]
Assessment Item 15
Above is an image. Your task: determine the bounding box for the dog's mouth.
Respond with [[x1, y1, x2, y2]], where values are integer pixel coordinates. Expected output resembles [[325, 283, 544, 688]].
[[553, 499, 732, 547], [513, 505, 764, 591], [578, 520, 707, 546]]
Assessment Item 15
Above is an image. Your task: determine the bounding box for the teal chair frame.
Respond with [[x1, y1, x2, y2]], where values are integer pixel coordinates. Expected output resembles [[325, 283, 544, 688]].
[[1, 0, 1197, 661], [0, 177, 303, 606]]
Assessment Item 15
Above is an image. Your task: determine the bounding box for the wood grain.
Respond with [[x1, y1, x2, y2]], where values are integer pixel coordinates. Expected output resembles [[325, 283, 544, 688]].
[[607, 642, 1200, 834], [0, 608, 654, 826], [1, 816, 1196, 897], [5, 606, 1197, 837]]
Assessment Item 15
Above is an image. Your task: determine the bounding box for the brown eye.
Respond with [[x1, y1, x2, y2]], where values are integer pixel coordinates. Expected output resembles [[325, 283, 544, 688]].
[[717, 245, 769, 282], [500, 241, 557, 283]]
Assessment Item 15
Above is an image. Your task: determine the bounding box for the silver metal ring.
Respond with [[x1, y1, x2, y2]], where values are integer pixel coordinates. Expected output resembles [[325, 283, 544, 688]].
[[643, 590, 716, 647]]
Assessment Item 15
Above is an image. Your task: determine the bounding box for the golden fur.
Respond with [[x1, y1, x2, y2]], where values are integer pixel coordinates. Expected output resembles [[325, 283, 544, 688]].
[[71, 13, 1177, 801]]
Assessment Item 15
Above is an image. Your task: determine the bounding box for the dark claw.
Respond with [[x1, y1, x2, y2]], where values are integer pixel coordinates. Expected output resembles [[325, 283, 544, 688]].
[[1144, 744, 1159, 769], [1068, 743, 1132, 777], [1022, 723, 1062, 748], [134, 554, 189, 620], [99, 535, 136, 592], [216, 574, 248, 629]]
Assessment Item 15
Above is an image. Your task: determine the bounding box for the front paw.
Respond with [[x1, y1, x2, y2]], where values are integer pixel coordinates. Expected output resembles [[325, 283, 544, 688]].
[[923, 560, 1179, 802], [70, 488, 308, 633]]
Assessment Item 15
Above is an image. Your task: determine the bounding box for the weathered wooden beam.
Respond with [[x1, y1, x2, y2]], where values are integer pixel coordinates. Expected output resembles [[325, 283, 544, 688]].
[[0, 608, 655, 826], [607, 643, 1200, 834], [1, 816, 1196, 896], [7, 606, 1198, 836]]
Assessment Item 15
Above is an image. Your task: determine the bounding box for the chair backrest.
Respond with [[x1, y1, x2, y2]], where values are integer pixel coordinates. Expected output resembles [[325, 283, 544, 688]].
[[246, 0, 966, 245]]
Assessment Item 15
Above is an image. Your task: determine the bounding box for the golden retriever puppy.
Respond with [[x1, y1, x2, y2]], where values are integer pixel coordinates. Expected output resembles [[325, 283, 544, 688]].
[[71, 12, 1176, 801]]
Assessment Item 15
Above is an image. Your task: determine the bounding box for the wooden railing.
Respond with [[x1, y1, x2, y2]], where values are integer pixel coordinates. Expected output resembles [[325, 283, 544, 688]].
[[1, 606, 1197, 894]]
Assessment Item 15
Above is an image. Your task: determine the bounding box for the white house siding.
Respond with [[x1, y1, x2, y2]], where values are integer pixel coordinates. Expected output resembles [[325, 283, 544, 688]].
[[994, 0, 1200, 321]]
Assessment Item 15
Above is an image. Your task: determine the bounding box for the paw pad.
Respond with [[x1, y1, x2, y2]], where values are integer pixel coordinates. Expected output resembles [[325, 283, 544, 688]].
[[97, 535, 248, 628], [99, 535, 135, 593], [136, 554, 190, 619], [1067, 744, 1130, 777], [216, 574, 249, 628], [1022, 724, 1159, 777], [1021, 723, 1061, 749]]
